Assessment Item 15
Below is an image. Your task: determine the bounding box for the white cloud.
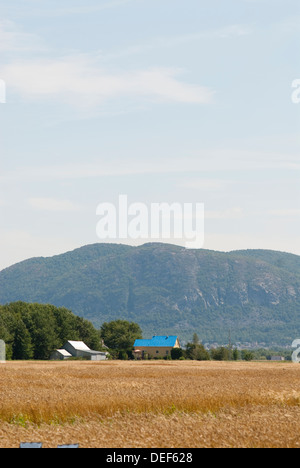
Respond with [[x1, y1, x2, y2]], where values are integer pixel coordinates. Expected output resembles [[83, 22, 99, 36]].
[[178, 178, 232, 191], [4, 0, 138, 18], [0, 20, 44, 52], [0, 17, 214, 108], [269, 209, 300, 217], [28, 197, 82, 212], [205, 207, 244, 220], [105, 24, 252, 60], [0, 55, 214, 107], [1, 149, 298, 184], [164, 24, 252, 44], [47, 0, 138, 16]]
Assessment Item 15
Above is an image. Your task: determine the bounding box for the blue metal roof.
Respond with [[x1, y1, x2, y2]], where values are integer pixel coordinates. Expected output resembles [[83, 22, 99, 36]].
[[134, 335, 178, 348]]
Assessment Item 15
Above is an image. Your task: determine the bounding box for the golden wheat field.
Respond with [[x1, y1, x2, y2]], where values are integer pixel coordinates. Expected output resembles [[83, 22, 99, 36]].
[[1, 360, 300, 448]]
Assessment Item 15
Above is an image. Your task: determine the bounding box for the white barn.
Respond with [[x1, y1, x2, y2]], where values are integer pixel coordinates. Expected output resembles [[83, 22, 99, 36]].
[[50, 340, 108, 361]]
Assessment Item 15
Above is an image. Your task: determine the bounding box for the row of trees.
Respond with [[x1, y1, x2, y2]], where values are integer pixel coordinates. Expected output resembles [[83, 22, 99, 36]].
[[0, 302, 103, 360], [183, 342, 254, 361], [99, 326, 255, 361], [0, 302, 144, 360], [183, 333, 254, 361], [0, 303, 144, 361], [0, 302, 256, 361]]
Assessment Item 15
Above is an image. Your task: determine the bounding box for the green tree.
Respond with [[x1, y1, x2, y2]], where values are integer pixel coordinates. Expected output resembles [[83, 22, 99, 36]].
[[171, 347, 184, 360], [74, 316, 102, 350], [242, 350, 254, 361], [185, 342, 210, 361], [118, 350, 129, 360], [210, 346, 231, 361], [100, 320, 142, 354], [192, 333, 200, 345], [27, 308, 58, 360], [12, 320, 33, 360], [232, 348, 239, 361]]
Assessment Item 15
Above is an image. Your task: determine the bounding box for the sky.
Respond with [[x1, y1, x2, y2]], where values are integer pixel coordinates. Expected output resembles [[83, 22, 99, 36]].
[[0, 0, 299, 270]]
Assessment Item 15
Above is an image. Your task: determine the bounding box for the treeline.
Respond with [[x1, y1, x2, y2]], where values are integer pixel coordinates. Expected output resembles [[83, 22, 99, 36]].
[[0, 303, 291, 362], [172, 335, 292, 361], [180, 342, 254, 361], [0, 302, 102, 360]]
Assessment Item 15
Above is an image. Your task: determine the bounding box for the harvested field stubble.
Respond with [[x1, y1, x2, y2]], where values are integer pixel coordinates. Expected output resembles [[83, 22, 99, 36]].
[[1, 360, 300, 448]]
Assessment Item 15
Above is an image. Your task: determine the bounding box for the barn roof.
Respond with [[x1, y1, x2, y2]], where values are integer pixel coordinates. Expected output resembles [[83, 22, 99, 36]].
[[134, 336, 178, 348], [65, 341, 91, 351], [56, 349, 72, 357]]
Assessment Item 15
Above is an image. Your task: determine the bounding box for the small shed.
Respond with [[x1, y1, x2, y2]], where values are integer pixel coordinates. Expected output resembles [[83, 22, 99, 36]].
[[50, 349, 72, 360]]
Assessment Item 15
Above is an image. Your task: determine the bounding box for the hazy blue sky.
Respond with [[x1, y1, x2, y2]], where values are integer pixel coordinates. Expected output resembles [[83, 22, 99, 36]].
[[0, 0, 299, 269]]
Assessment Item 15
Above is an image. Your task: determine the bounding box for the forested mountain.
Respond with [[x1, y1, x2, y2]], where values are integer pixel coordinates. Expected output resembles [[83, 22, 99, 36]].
[[0, 243, 300, 345]]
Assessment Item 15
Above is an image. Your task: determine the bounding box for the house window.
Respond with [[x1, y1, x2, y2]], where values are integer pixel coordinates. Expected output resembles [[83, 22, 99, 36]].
[[166, 350, 169, 355], [156, 350, 159, 354]]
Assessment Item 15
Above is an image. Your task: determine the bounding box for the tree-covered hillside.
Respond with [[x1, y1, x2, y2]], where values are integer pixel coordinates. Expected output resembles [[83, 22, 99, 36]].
[[0, 243, 300, 346]]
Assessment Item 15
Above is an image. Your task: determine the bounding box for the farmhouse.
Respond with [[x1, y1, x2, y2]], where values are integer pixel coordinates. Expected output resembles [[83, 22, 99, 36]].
[[133, 335, 180, 359], [50, 340, 108, 361]]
